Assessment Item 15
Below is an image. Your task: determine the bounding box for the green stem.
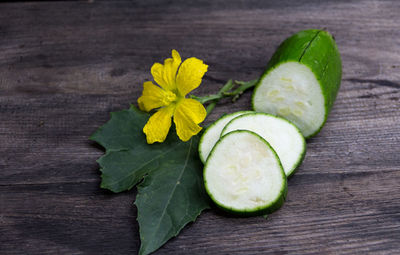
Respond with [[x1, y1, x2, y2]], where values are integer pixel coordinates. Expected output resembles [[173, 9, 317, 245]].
[[191, 79, 258, 116], [191, 79, 234, 104]]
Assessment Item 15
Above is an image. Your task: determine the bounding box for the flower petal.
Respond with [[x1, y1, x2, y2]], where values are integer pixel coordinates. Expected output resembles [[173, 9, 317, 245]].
[[137, 81, 169, 112], [151, 50, 181, 92], [176, 57, 208, 97], [143, 105, 175, 144], [173, 98, 207, 142]]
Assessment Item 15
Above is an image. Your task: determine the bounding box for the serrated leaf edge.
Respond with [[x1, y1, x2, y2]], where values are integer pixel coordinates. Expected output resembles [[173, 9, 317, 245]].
[[97, 140, 184, 193], [135, 138, 209, 255], [89, 105, 149, 150]]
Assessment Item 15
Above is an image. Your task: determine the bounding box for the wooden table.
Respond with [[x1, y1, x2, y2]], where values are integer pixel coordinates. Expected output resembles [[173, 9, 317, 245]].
[[1, 1, 399, 254]]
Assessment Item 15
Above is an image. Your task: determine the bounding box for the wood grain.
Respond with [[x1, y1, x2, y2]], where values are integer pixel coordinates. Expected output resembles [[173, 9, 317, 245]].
[[1, 0, 399, 254]]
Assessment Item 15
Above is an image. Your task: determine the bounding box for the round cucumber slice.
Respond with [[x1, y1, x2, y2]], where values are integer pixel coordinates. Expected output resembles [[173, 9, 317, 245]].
[[198, 111, 253, 163], [204, 130, 287, 216], [252, 29, 342, 138], [221, 113, 305, 177]]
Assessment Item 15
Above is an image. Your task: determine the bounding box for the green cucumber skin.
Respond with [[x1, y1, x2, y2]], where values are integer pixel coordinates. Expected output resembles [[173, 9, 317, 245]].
[[252, 29, 342, 138], [288, 144, 306, 178], [212, 181, 287, 217], [203, 130, 287, 217], [220, 112, 306, 178]]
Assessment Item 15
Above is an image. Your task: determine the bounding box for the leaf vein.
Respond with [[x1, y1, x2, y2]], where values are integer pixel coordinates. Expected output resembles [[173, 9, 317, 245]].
[[104, 142, 183, 187], [149, 139, 193, 242]]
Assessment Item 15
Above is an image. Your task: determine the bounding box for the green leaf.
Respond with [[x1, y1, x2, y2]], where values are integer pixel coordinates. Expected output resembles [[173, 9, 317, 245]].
[[135, 137, 209, 255], [91, 105, 210, 254], [90, 105, 149, 151]]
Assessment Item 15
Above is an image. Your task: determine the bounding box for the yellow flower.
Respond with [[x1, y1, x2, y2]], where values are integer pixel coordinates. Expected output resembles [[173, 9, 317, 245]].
[[138, 50, 208, 144]]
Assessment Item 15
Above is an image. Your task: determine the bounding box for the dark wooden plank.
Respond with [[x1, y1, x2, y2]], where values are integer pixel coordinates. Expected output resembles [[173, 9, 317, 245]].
[[0, 0, 399, 254]]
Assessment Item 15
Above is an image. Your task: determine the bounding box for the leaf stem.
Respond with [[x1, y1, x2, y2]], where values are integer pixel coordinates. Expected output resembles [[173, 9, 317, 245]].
[[191, 79, 258, 116]]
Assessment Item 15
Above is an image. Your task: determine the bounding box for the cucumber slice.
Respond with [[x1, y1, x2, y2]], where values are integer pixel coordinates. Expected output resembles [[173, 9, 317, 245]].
[[198, 111, 253, 163], [252, 29, 342, 138], [221, 113, 305, 177], [204, 130, 287, 216]]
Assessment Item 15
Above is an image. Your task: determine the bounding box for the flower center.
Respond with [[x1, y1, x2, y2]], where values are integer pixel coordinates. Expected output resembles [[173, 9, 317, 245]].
[[162, 91, 177, 105]]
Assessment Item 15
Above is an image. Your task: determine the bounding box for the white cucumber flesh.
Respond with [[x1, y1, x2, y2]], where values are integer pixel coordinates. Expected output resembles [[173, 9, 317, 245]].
[[253, 62, 324, 138], [221, 112, 305, 177], [204, 130, 287, 216], [198, 111, 253, 163]]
